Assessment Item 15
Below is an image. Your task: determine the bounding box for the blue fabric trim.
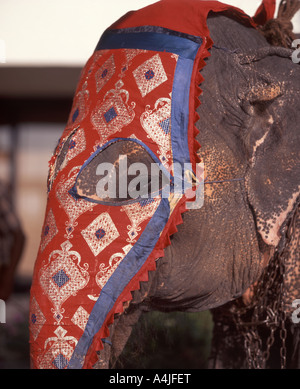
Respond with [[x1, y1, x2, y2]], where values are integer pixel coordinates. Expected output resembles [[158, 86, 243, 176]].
[[96, 30, 201, 60], [171, 56, 194, 168], [101, 338, 112, 346], [103, 26, 203, 45], [67, 197, 170, 369]]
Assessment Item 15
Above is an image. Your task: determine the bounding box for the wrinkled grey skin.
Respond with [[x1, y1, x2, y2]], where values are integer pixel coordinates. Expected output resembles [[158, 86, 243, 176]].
[[95, 14, 300, 368]]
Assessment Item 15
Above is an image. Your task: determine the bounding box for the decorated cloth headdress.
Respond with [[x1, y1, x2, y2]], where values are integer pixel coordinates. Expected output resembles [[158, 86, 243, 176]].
[[29, 0, 276, 369]]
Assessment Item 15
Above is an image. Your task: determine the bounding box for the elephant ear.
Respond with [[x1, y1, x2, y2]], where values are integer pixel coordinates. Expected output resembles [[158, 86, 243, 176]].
[[243, 82, 300, 248]]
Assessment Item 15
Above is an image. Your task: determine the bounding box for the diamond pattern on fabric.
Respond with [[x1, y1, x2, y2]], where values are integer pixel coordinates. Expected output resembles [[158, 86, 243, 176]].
[[52, 269, 70, 288], [140, 97, 172, 167], [52, 353, 69, 369], [39, 241, 90, 324], [133, 54, 168, 97], [104, 106, 118, 123], [91, 91, 135, 143], [37, 326, 78, 369], [159, 118, 170, 134], [95, 54, 115, 92], [40, 209, 58, 252], [71, 306, 89, 331], [81, 213, 120, 256], [30, 297, 46, 341]]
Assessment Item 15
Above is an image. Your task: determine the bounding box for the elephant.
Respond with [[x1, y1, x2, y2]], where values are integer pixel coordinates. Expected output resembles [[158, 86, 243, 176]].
[[29, 0, 300, 369], [93, 5, 300, 369]]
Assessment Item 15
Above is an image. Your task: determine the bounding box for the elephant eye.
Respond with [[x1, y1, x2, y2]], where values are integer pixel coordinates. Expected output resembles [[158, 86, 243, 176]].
[[72, 139, 170, 204]]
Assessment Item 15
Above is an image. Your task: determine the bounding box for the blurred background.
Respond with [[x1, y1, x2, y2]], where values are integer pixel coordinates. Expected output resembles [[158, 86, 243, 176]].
[[0, 0, 299, 369]]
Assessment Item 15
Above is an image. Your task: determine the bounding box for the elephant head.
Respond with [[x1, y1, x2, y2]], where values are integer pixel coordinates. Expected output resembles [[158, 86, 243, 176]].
[[29, 0, 300, 369], [142, 13, 299, 315]]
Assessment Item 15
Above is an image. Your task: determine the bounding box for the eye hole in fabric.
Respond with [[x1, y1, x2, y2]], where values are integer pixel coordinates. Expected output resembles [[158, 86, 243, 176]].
[[72, 139, 171, 205]]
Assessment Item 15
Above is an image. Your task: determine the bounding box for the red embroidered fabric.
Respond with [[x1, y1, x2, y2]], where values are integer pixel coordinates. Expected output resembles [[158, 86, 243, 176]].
[[29, 0, 275, 369]]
